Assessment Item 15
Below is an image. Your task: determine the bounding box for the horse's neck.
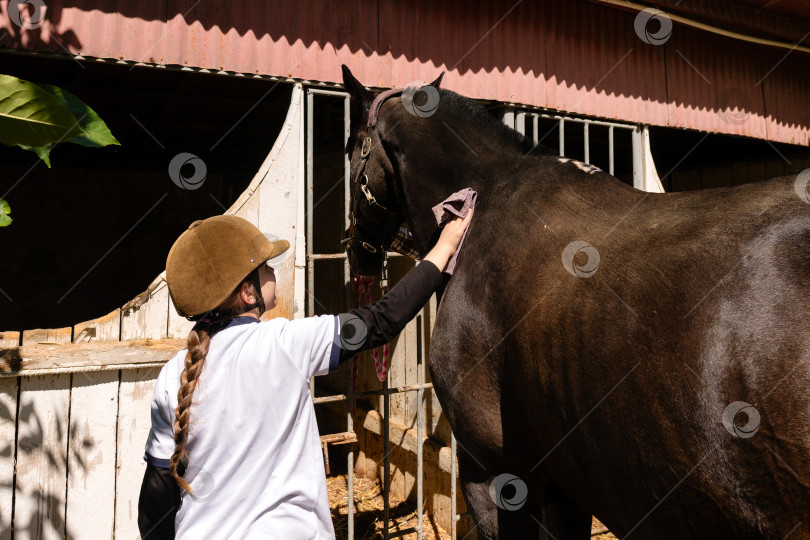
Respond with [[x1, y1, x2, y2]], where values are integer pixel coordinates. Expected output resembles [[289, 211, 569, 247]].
[[400, 169, 487, 255], [396, 110, 533, 252]]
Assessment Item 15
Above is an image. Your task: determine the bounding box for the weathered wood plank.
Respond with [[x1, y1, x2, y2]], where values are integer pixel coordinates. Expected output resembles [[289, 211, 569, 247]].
[[21, 328, 72, 346], [114, 367, 162, 539], [1, 339, 183, 375], [121, 281, 169, 341], [0, 377, 17, 539], [403, 316, 418, 427], [358, 407, 452, 474], [0, 332, 19, 347], [232, 182, 259, 225], [73, 309, 121, 343], [15, 374, 71, 540], [66, 370, 119, 538], [261, 254, 296, 321], [425, 294, 448, 443], [167, 296, 193, 340]]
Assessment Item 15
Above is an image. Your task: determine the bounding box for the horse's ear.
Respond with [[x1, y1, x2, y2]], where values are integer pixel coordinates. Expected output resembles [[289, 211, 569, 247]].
[[342, 64, 373, 110], [429, 72, 445, 89]]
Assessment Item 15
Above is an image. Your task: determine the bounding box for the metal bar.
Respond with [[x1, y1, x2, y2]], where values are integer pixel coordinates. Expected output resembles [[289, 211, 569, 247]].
[[308, 88, 350, 98], [309, 251, 409, 261], [632, 127, 643, 190], [558, 118, 565, 157], [538, 113, 635, 131], [584, 121, 590, 164], [451, 432, 457, 539], [515, 111, 526, 135], [306, 90, 315, 398], [416, 312, 424, 540], [609, 126, 615, 176], [500, 107, 515, 130], [383, 375, 391, 539], [344, 93, 355, 540], [311, 382, 435, 404], [532, 114, 539, 145]]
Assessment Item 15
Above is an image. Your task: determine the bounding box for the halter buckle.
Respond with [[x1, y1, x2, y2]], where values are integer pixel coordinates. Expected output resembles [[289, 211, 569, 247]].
[[360, 174, 377, 204], [360, 240, 379, 254], [360, 137, 372, 158]]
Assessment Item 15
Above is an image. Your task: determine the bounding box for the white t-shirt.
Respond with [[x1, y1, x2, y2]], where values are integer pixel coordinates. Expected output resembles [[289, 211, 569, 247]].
[[144, 314, 341, 539]]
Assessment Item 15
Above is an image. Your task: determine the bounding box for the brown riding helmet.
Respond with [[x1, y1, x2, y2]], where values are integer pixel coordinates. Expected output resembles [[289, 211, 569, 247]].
[[166, 215, 290, 318]]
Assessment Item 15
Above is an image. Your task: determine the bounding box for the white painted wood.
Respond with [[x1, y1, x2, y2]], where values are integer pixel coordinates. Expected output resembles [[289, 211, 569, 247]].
[[15, 374, 71, 540], [73, 309, 120, 343], [288, 85, 308, 320], [641, 126, 665, 193], [0, 377, 17, 539], [3, 339, 181, 374], [258, 86, 304, 322], [167, 296, 194, 340], [0, 332, 19, 347], [121, 281, 169, 341], [391, 329, 407, 425], [114, 367, 161, 539], [21, 328, 72, 346], [66, 370, 119, 538], [404, 314, 418, 427], [232, 182, 259, 226]]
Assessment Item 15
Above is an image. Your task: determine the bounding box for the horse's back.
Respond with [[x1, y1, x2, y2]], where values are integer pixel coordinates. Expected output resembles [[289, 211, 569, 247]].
[[438, 169, 810, 537]]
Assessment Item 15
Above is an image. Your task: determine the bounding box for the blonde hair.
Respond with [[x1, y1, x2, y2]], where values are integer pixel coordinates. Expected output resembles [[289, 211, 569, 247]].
[[169, 273, 260, 494]]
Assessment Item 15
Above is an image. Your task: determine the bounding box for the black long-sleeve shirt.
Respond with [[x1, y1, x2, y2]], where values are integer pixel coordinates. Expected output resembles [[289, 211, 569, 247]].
[[138, 260, 444, 538]]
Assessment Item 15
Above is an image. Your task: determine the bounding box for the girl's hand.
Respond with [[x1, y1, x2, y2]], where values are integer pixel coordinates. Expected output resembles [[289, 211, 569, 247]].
[[436, 208, 474, 256], [423, 208, 474, 271]]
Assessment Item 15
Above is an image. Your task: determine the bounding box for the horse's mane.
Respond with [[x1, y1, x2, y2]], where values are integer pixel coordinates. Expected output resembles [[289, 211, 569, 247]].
[[437, 90, 554, 158]]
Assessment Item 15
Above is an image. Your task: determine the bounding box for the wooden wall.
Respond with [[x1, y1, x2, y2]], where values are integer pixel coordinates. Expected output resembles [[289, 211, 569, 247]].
[[0, 82, 464, 538], [0, 365, 162, 539]]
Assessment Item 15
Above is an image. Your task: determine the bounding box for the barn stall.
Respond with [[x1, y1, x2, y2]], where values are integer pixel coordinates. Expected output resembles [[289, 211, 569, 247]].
[[1, 0, 809, 538]]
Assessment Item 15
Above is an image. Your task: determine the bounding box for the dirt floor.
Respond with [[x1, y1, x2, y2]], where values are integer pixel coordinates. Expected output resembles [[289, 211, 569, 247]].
[[328, 474, 450, 539], [327, 474, 617, 539]]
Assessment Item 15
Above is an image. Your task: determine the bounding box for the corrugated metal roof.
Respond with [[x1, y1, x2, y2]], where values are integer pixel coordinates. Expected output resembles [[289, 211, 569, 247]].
[[652, 0, 810, 42], [0, 0, 806, 145], [734, 0, 810, 22], [666, 24, 769, 139]]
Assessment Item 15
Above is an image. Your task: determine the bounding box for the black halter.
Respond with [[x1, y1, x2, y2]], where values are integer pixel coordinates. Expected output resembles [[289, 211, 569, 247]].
[[348, 87, 406, 256]]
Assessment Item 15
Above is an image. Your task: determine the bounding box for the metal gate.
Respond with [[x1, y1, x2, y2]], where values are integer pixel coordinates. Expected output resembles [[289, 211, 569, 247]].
[[499, 106, 663, 192], [304, 87, 466, 540]]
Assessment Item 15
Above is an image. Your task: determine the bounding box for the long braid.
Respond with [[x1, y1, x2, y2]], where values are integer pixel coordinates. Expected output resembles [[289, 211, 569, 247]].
[[170, 320, 211, 494], [168, 272, 262, 494]]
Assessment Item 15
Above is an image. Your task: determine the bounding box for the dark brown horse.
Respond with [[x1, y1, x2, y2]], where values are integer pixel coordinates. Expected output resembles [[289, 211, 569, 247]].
[[341, 65, 810, 539]]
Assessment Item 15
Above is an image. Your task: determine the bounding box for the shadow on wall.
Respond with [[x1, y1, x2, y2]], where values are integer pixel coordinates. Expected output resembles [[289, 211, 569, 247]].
[[0, 398, 93, 539]]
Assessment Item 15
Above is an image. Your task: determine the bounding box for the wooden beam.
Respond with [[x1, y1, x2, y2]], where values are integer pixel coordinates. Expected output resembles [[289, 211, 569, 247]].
[[21, 327, 72, 346], [0, 332, 19, 347], [0, 339, 184, 376]]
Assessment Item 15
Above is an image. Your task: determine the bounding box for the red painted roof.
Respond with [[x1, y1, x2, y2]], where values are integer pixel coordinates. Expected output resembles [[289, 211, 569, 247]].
[[1, 0, 807, 144]]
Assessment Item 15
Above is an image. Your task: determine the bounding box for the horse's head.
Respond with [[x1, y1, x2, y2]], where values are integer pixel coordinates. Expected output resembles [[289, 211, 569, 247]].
[[341, 65, 444, 277]]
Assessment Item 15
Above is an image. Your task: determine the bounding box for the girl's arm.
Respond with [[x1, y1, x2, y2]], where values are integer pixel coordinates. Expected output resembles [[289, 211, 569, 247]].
[[335, 208, 472, 364]]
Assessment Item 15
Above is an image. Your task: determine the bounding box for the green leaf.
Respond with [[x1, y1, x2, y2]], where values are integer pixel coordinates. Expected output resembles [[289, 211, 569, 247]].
[[0, 198, 11, 227], [0, 74, 82, 147], [39, 84, 120, 148], [18, 144, 52, 167]]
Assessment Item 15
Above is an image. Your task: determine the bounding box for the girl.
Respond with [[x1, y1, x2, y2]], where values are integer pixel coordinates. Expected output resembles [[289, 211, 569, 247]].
[[138, 209, 472, 539]]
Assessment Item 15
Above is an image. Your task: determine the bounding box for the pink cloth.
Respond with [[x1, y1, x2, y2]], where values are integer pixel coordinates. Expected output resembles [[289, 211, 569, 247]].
[[431, 187, 477, 275]]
